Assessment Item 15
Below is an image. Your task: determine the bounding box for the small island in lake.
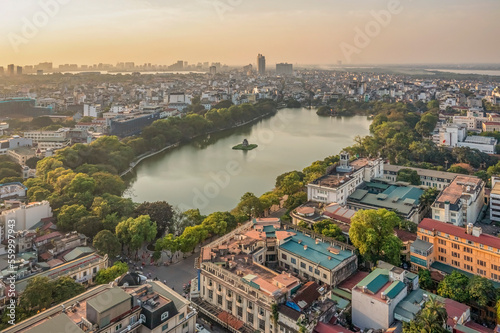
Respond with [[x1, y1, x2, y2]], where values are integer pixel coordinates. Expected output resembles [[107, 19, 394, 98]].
[[232, 139, 258, 150]]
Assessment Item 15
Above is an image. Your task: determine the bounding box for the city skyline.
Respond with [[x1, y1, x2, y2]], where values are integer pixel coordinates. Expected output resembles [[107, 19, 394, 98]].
[[1, 0, 499, 66]]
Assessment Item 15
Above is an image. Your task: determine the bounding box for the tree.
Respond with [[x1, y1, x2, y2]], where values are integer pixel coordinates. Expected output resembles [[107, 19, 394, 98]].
[[20, 276, 54, 310], [116, 215, 157, 254], [95, 261, 129, 284], [93, 230, 121, 257], [418, 269, 435, 291], [396, 168, 421, 185], [57, 204, 88, 231], [312, 220, 332, 234], [420, 187, 439, 207], [447, 165, 470, 175], [25, 156, 41, 169], [202, 212, 236, 236], [349, 209, 403, 265], [134, 201, 174, 238], [322, 224, 346, 242], [235, 192, 263, 219], [178, 225, 208, 253], [92, 172, 126, 196], [76, 215, 102, 239], [279, 172, 304, 195], [467, 276, 496, 308], [182, 208, 205, 225], [437, 271, 470, 304], [52, 276, 85, 304], [403, 296, 447, 333], [155, 233, 181, 262]]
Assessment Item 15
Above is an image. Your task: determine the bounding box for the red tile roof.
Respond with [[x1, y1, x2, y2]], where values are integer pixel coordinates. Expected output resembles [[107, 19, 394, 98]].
[[443, 298, 469, 327], [462, 321, 494, 333], [34, 231, 62, 243], [293, 281, 320, 308], [337, 271, 369, 292], [217, 312, 244, 330], [419, 218, 500, 250], [394, 229, 417, 242]]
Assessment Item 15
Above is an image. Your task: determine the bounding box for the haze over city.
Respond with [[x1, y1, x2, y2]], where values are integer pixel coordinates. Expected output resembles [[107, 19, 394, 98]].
[[1, 0, 500, 66]]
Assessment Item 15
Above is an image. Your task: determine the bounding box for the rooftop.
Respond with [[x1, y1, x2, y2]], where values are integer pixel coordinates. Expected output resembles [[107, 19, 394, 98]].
[[463, 135, 497, 145], [384, 163, 460, 181], [87, 287, 131, 313], [348, 183, 424, 215], [435, 175, 483, 204], [419, 218, 500, 250], [24, 314, 84, 333]]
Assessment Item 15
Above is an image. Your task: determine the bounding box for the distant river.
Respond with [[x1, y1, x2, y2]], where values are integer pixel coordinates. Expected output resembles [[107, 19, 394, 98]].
[[427, 69, 500, 76], [124, 108, 371, 214]]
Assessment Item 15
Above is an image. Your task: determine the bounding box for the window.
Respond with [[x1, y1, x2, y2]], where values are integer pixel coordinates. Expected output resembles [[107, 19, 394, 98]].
[[323, 273, 327, 279], [492, 273, 500, 280], [438, 239, 446, 245], [464, 255, 473, 262], [291, 258, 296, 264], [477, 268, 486, 276], [217, 295, 222, 305], [451, 260, 460, 267], [227, 301, 232, 310], [454, 236, 459, 241], [162, 323, 169, 331], [237, 306, 243, 317], [248, 301, 253, 310], [259, 319, 266, 330], [281, 253, 287, 260], [438, 247, 446, 254], [161, 312, 169, 321], [464, 264, 473, 271], [208, 290, 213, 299], [451, 252, 460, 258], [247, 313, 254, 324], [259, 307, 264, 316], [477, 260, 486, 267], [179, 313, 184, 320], [309, 266, 313, 272], [93, 267, 97, 274], [464, 247, 472, 254], [314, 269, 320, 275], [492, 264, 500, 271], [300, 262, 306, 269], [451, 243, 460, 250], [438, 255, 446, 262], [115, 323, 122, 331], [227, 290, 232, 297]]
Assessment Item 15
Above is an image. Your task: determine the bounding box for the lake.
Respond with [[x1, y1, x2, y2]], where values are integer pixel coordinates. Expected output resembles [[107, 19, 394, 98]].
[[124, 108, 372, 214]]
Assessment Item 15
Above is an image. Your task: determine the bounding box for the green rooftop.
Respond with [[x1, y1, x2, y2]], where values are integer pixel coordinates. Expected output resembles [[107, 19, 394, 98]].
[[356, 268, 390, 293], [384, 280, 406, 299], [86, 288, 130, 313]]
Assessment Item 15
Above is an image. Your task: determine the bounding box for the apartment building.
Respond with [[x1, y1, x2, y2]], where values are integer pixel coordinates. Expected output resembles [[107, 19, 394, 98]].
[[383, 164, 461, 190], [490, 176, 500, 223], [346, 181, 425, 223], [0, 200, 52, 241], [307, 152, 384, 205], [431, 175, 484, 226], [24, 128, 69, 143], [411, 218, 500, 284], [195, 219, 357, 333], [4, 281, 196, 333]]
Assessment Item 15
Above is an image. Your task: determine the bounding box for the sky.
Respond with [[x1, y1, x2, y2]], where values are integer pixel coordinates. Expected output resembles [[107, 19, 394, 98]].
[[0, 0, 499, 67]]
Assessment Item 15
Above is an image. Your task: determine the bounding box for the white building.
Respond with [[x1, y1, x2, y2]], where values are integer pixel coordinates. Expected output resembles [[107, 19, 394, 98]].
[[431, 175, 484, 226], [432, 123, 466, 147], [352, 265, 417, 330], [306, 152, 384, 205], [83, 104, 101, 118], [457, 135, 497, 154], [24, 128, 69, 144], [490, 176, 500, 223], [452, 108, 487, 131], [0, 201, 52, 241], [0, 136, 33, 155]]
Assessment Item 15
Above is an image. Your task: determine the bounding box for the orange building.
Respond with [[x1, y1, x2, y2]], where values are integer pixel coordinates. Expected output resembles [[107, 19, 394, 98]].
[[411, 218, 500, 285]]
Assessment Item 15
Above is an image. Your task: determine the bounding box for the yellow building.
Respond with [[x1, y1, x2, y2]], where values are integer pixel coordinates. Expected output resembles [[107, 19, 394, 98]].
[[411, 218, 500, 284]]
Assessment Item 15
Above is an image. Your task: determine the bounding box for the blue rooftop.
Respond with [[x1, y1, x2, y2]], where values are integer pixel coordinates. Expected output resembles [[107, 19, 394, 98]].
[[279, 230, 355, 270]]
